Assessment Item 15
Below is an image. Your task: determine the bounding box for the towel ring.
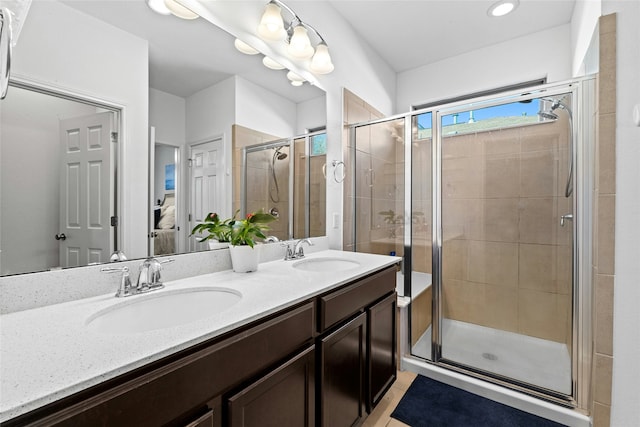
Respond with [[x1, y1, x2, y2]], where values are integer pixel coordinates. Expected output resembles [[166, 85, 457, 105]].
[[331, 160, 346, 183]]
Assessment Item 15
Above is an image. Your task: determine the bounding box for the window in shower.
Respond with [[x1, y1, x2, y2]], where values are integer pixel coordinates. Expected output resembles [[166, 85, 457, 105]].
[[293, 132, 327, 239], [438, 94, 574, 394]]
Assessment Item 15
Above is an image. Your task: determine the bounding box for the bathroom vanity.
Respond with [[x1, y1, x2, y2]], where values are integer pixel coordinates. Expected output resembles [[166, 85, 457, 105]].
[[0, 250, 399, 427]]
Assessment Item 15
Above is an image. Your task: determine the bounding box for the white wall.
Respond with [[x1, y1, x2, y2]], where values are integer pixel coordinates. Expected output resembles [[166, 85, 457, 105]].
[[185, 76, 235, 219], [396, 24, 572, 112], [235, 76, 296, 138], [571, 0, 602, 77], [11, 0, 149, 259], [600, 1, 640, 425], [0, 89, 95, 275], [150, 88, 186, 145], [296, 95, 327, 135]]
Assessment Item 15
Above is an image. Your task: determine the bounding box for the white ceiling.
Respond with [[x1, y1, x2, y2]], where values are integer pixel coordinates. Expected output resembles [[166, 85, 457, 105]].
[[328, 0, 577, 73], [61, 0, 576, 101]]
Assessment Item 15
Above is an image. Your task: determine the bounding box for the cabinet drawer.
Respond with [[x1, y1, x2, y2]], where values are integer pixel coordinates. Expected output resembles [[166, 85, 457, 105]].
[[21, 302, 315, 427], [318, 266, 395, 333]]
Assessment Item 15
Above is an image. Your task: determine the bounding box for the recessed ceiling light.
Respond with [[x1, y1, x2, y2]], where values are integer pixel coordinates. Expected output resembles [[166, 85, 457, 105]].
[[488, 0, 519, 17]]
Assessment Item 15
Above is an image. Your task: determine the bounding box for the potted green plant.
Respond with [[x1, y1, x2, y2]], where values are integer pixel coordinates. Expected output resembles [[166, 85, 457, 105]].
[[191, 210, 276, 272]]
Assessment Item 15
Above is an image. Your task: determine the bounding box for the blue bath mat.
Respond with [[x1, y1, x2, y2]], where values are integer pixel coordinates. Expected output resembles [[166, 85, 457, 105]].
[[390, 375, 567, 427]]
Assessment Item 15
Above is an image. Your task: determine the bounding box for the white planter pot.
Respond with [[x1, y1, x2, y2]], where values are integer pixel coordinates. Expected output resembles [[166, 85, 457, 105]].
[[208, 240, 229, 250], [229, 244, 260, 273]]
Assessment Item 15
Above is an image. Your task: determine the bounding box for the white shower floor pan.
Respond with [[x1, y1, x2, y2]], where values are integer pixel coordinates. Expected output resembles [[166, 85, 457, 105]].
[[412, 319, 571, 394]]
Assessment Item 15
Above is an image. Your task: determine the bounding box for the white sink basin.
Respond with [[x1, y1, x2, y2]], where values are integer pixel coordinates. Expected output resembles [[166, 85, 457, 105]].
[[292, 257, 360, 272], [86, 287, 242, 334]]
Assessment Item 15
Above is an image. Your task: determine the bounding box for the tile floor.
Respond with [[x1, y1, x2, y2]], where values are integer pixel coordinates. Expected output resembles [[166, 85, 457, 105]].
[[363, 370, 417, 427]]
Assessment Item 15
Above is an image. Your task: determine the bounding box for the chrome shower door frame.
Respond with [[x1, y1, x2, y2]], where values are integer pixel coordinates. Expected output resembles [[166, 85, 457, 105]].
[[424, 78, 595, 408]]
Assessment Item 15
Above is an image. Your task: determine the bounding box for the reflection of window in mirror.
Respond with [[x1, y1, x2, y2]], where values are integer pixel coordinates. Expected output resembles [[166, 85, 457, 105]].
[[0, 83, 120, 276]]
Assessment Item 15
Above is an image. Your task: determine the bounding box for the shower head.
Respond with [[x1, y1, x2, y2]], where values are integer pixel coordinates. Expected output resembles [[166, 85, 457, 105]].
[[273, 147, 288, 161], [538, 110, 559, 120], [538, 96, 572, 121]]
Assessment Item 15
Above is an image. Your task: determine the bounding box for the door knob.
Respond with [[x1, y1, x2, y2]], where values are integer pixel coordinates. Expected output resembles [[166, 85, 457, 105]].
[[55, 233, 67, 241]]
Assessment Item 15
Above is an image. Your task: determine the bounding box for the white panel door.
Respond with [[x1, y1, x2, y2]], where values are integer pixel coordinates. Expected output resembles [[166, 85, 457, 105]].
[[189, 138, 225, 251], [59, 112, 113, 268]]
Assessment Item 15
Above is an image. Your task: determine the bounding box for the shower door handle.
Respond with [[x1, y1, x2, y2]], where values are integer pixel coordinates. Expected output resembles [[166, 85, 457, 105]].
[[560, 213, 573, 227]]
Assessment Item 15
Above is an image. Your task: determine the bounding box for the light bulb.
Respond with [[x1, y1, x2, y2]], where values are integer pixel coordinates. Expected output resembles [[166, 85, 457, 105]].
[[164, 0, 199, 19], [234, 39, 259, 55], [309, 42, 334, 74], [257, 2, 285, 41], [291, 80, 304, 87], [287, 24, 314, 60], [263, 57, 285, 70]]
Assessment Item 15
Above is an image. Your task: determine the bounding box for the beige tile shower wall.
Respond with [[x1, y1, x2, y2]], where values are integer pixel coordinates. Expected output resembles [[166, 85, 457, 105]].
[[342, 89, 386, 252], [441, 120, 572, 344], [231, 125, 285, 236], [592, 14, 616, 426]]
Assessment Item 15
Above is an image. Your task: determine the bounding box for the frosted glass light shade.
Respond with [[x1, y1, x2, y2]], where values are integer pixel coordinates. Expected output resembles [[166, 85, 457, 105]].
[[234, 39, 259, 55], [257, 2, 286, 41], [309, 42, 334, 74], [291, 80, 303, 87], [287, 71, 304, 86], [147, 0, 172, 15], [164, 0, 199, 19], [287, 24, 314, 59], [263, 57, 285, 70]]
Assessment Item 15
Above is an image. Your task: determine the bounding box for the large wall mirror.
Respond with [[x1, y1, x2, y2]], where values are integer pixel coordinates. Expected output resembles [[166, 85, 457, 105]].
[[0, 0, 326, 276]]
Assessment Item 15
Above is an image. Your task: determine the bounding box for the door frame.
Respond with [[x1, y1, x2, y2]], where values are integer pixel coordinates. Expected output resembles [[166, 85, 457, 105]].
[[6, 77, 124, 269], [187, 135, 227, 251]]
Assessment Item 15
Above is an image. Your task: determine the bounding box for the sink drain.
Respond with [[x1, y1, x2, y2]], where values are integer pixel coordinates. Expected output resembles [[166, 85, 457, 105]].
[[482, 352, 498, 361]]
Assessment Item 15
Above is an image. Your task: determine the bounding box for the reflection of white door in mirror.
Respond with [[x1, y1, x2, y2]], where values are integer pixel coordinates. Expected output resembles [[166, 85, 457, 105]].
[[58, 112, 114, 268], [189, 137, 225, 252], [149, 129, 180, 257]]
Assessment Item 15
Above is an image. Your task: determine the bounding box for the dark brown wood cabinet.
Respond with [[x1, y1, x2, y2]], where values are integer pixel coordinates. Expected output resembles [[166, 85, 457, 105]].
[[5, 264, 399, 427], [367, 292, 397, 410], [318, 313, 367, 427], [227, 345, 315, 427]]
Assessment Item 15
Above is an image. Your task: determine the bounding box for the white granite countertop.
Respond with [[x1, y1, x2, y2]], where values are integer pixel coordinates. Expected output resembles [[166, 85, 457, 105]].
[[0, 250, 400, 422]]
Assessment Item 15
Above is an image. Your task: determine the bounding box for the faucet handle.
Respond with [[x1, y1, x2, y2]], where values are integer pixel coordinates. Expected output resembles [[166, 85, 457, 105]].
[[101, 266, 132, 297], [138, 257, 174, 290], [280, 242, 295, 261]]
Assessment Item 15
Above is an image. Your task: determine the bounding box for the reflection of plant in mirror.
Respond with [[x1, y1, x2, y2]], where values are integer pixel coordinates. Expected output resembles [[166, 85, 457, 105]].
[[191, 210, 277, 248]]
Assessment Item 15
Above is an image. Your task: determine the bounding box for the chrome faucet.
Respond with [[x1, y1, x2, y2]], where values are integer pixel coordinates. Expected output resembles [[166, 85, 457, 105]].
[[101, 257, 174, 298], [136, 257, 174, 292], [283, 238, 314, 261]]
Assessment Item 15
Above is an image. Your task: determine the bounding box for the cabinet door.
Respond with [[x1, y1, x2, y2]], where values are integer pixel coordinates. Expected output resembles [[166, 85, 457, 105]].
[[319, 313, 366, 427], [227, 345, 315, 427], [368, 292, 397, 410]]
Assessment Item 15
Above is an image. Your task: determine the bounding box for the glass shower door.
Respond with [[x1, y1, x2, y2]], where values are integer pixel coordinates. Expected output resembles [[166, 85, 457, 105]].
[[438, 95, 574, 394]]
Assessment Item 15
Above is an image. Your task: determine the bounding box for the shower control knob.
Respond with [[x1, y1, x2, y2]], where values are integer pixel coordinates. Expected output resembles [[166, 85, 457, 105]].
[[560, 214, 573, 227]]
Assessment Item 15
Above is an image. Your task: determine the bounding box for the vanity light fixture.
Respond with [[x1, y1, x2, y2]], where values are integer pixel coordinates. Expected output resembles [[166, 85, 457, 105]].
[[487, 0, 519, 17], [257, 0, 334, 74], [257, 1, 286, 40], [146, 0, 199, 20], [262, 56, 286, 70], [234, 38, 260, 55], [146, 0, 171, 15], [286, 70, 305, 86]]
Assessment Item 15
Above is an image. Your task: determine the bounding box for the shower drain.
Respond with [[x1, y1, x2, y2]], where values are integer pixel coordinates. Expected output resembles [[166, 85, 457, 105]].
[[482, 352, 498, 361]]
